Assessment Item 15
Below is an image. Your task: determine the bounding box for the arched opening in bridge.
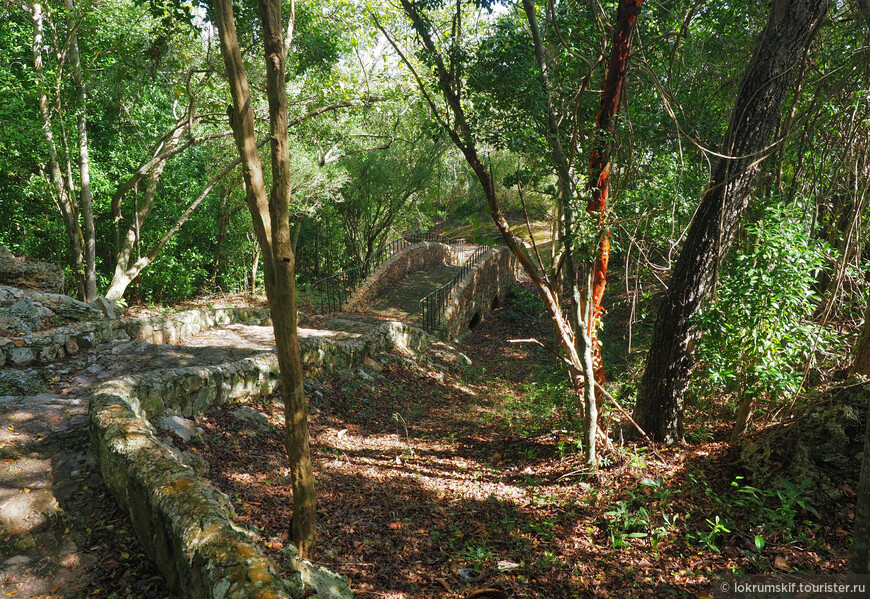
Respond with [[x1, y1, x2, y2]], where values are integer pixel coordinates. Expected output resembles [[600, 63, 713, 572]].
[[469, 312, 482, 329], [491, 295, 500, 310]]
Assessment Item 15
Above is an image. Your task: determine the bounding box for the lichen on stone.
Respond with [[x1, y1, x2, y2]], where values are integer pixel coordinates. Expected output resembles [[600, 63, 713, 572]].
[[739, 376, 870, 503]]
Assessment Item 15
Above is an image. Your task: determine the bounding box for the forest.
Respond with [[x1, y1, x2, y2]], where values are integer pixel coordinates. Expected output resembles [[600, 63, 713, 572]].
[[1, 0, 870, 597]]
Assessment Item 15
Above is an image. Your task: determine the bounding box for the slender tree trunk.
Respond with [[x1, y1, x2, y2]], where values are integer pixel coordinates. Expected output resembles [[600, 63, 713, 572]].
[[65, 0, 97, 301], [523, 0, 603, 467], [250, 237, 260, 293], [105, 132, 178, 300], [211, 0, 316, 558], [730, 392, 755, 442], [314, 221, 323, 279], [104, 145, 240, 301], [849, 392, 870, 580], [584, 0, 642, 391], [633, 0, 830, 442], [521, 0, 641, 465], [27, 0, 85, 298], [854, 300, 870, 377], [209, 189, 237, 287], [256, 0, 316, 556], [393, 0, 594, 464]]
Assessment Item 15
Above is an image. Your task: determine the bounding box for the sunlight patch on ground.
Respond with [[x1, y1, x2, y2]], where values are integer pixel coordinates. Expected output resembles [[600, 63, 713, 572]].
[[227, 472, 256, 486], [317, 429, 532, 506], [298, 327, 360, 338]]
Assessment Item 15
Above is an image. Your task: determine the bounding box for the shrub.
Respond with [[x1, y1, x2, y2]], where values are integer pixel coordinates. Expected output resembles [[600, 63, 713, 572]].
[[693, 202, 831, 437]]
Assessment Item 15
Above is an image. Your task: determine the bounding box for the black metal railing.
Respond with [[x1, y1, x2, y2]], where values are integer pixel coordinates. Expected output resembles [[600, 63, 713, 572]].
[[419, 243, 492, 332], [313, 231, 467, 313]]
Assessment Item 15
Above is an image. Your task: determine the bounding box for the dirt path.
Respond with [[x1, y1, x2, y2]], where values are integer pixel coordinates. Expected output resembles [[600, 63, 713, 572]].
[[0, 334, 275, 597], [176, 302, 854, 599]]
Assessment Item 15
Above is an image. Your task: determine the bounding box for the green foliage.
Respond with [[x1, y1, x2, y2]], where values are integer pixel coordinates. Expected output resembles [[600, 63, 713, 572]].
[[602, 469, 821, 556], [687, 516, 731, 553], [334, 118, 444, 265], [602, 475, 676, 551], [686, 472, 819, 557], [501, 286, 545, 323], [729, 476, 818, 540], [458, 540, 494, 571], [694, 202, 831, 411], [136, 243, 208, 302]]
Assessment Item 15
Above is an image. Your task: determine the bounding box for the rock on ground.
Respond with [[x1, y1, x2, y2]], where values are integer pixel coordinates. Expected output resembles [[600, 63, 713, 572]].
[[0, 368, 46, 396], [0, 247, 64, 293]]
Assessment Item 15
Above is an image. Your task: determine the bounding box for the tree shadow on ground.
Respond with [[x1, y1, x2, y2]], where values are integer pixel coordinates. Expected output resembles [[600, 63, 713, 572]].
[[0, 426, 170, 599]]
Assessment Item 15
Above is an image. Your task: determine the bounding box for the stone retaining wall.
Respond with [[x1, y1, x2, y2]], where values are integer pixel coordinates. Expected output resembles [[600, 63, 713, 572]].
[[89, 314, 431, 599], [344, 242, 458, 312], [441, 247, 517, 340], [1, 307, 271, 367]]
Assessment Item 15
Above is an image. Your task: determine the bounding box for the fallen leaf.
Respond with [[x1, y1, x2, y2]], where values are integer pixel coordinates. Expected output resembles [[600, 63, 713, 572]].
[[773, 555, 791, 571], [496, 560, 519, 571]]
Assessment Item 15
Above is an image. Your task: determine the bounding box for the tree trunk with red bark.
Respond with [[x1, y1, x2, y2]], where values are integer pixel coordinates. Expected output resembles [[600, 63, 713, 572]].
[[584, 0, 643, 392]]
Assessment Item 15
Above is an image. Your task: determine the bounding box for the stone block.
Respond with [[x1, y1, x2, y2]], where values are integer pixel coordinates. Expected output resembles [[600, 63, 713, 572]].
[[9, 346, 34, 366], [89, 296, 119, 319], [155, 414, 198, 443], [38, 342, 59, 362]]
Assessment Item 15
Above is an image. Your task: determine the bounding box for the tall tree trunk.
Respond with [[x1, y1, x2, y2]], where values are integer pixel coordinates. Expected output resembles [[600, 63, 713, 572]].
[[65, 0, 97, 301], [584, 0, 642, 393], [528, 0, 600, 461], [210, 0, 316, 558], [849, 392, 870, 580], [521, 0, 641, 465], [256, 0, 316, 557], [27, 0, 85, 298], [392, 0, 594, 466], [633, 0, 831, 442], [854, 300, 870, 377]]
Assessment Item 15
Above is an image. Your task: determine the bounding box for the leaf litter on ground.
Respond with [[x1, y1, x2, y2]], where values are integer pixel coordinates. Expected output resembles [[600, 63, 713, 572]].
[[184, 297, 852, 598]]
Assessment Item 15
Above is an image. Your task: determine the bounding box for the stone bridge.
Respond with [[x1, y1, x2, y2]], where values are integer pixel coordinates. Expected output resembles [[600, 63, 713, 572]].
[[316, 239, 518, 340]]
